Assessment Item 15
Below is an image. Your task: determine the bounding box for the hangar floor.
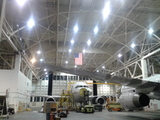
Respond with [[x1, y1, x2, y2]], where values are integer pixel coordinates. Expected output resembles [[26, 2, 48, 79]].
[[9, 109, 160, 120]]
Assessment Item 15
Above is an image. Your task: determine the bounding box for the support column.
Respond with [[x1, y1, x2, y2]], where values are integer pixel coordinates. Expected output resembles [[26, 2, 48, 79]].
[[93, 80, 97, 96], [29, 70, 32, 80], [0, 0, 6, 41], [48, 71, 53, 96], [14, 55, 21, 73], [141, 58, 148, 79]]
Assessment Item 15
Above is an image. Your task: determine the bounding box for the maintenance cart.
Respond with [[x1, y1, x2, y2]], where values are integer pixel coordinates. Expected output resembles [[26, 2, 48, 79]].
[[106, 103, 124, 112], [81, 105, 94, 113]]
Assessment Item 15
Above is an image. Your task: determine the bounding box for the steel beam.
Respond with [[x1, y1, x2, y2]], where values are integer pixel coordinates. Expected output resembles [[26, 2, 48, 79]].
[[0, 0, 6, 41]]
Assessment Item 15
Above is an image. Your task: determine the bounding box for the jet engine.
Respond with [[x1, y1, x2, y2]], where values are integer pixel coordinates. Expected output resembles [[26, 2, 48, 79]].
[[91, 96, 105, 104], [119, 92, 150, 110]]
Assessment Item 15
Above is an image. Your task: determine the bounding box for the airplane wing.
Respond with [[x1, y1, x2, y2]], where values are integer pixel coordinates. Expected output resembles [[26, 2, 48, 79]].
[[34, 62, 106, 80], [106, 75, 160, 94], [34, 62, 160, 94]]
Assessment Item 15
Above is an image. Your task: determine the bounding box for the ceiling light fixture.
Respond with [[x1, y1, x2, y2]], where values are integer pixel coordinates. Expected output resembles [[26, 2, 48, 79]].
[[69, 49, 72, 52], [27, 18, 35, 28], [148, 28, 154, 34], [131, 43, 135, 48], [65, 61, 68, 64], [103, 1, 110, 20], [74, 65, 77, 68], [40, 58, 43, 62], [97, 70, 99, 72], [37, 51, 41, 54], [74, 25, 78, 33], [102, 66, 105, 69], [118, 53, 122, 58], [31, 58, 36, 64], [16, 0, 26, 6], [87, 39, 91, 46], [44, 69, 47, 71], [71, 39, 74, 44], [94, 26, 98, 34], [83, 49, 86, 53]]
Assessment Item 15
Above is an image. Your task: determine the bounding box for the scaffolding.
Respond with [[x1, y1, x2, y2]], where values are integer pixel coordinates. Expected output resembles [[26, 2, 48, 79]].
[[58, 90, 73, 108]]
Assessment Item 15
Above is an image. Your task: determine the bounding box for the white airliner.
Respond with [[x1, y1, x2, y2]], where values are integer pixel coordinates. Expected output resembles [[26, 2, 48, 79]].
[[32, 81, 106, 105], [35, 63, 160, 110], [70, 82, 105, 104], [70, 82, 92, 102]]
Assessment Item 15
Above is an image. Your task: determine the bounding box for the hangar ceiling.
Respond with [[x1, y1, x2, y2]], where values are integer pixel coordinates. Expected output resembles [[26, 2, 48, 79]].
[[0, 0, 160, 80]]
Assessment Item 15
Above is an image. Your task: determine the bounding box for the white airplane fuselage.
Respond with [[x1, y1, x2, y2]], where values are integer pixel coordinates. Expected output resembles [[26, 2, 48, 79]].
[[70, 82, 92, 102]]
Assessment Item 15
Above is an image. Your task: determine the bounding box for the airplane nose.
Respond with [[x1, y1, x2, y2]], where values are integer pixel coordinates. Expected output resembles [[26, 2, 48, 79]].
[[79, 88, 87, 96], [79, 88, 92, 96], [89, 90, 92, 95]]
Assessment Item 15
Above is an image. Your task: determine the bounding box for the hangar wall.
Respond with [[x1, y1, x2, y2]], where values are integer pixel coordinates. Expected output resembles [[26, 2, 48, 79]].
[[0, 55, 32, 113], [0, 70, 32, 112], [33, 79, 117, 97]]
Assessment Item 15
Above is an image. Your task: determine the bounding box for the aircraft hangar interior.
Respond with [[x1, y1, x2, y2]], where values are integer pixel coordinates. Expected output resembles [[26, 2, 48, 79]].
[[0, 0, 160, 119]]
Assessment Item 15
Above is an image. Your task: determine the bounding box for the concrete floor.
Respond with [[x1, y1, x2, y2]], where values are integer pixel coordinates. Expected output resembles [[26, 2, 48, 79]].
[[8, 109, 160, 120]]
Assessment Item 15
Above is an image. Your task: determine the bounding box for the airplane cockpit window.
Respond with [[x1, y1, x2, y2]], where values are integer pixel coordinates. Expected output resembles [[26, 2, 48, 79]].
[[75, 85, 88, 88], [75, 86, 79, 88]]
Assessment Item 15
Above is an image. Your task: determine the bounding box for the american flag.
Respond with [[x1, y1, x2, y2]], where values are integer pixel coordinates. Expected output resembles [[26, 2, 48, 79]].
[[75, 53, 83, 65]]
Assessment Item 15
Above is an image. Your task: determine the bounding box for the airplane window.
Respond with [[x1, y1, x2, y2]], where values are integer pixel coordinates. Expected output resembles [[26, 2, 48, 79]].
[[75, 85, 80, 88]]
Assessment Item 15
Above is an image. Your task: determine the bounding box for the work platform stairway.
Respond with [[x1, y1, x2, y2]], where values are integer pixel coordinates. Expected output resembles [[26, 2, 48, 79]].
[[0, 96, 8, 118]]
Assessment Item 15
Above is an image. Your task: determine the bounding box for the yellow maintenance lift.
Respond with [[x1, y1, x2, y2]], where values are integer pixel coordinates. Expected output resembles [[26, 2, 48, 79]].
[[58, 90, 73, 108]]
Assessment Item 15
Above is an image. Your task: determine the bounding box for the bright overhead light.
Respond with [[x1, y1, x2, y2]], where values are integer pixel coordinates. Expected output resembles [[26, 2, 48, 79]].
[[131, 43, 135, 48], [148, 28, 154, 34], [102, 66, 105, 69], [96, 70, 99, 72], [69, 49, 72, 52], [71, 39, 74, 44], [44, 69, 47, 71], [37, 51, 41, 54], [27, 18, 35, 28], [16, 0, 26, 6], [74, 65, 77, 68], [31, 58, 36, 64], [40, 58, 43, 62], [103, 1, 110, 20], [94, 26, 98, 34], [74, 25, 78, 33], [20, 38, 22, 40], [118, 53, 122, 58], [46, 75, 48, 77], [83, 49, 86, 53], [65, 61, 68, 64], [87, 39, 91, 46], [45, 72, 48, 75]]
